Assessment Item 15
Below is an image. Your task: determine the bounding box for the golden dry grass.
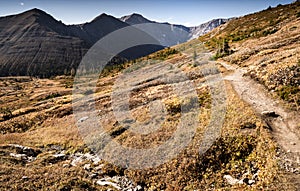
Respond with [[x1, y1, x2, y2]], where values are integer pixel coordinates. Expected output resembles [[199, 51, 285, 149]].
[[200, 2, 300, 110], [0, 40, 294, 190]]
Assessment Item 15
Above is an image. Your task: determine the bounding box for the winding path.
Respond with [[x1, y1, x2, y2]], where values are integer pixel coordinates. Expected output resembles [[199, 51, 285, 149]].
[[219, 62, 300, 154]]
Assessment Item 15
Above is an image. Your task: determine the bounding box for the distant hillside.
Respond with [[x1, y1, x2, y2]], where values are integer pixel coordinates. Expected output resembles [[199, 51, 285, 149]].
[[120, 13, 229, 43], [119, 13, 191, 47]]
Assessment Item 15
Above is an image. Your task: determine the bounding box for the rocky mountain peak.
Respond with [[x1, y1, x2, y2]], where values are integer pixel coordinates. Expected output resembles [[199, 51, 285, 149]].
[[90, 13, 111, 22], [21, 8, 47, 16], [120, 13, 152, 25], [189, 18, 230, 39], [17, 8, 55, 22], [87, 13, 128, 28]]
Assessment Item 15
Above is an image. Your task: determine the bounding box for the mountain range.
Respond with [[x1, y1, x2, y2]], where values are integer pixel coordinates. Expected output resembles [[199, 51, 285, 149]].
[[0, 9, 228, 77]]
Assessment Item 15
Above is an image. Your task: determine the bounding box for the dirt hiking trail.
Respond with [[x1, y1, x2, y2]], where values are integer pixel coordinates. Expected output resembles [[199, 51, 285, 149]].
[[220, 62, 300, 153], [219, 61, 300, 189]]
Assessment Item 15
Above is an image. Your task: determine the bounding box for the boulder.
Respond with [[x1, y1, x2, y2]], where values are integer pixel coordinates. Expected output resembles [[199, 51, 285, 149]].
[[261, 111, 279, 117]]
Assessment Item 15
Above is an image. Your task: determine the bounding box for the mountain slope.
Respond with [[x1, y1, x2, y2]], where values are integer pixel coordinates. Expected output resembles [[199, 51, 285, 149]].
[[120, 13, 191, 46], [0, 9, 157, 77], [0, 9, 228, 77], [120, 13, 229, 43], [200, 1, 300, 110], [80, 13, 130, 45], [0, 9, 89, 77], [198, 2, 300, 189]]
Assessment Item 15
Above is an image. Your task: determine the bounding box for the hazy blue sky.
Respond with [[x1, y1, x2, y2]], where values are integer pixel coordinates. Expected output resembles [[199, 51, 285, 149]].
[[0, 0, 294, 26]]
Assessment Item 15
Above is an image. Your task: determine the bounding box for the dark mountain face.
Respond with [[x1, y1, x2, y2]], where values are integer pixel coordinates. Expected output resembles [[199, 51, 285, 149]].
[[120, 13, 229, 45], [0, 9, 228, 77], [80, 13, 130, 45], [120, 13, 191, 47], [0, 9, 89, 77], [0, 9, 134, 77]]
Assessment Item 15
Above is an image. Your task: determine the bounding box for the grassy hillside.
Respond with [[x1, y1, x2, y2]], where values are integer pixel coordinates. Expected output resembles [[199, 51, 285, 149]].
[[200, 1, 300, 110], [0, 39, 296, 190], [200, 2, 299, 48]]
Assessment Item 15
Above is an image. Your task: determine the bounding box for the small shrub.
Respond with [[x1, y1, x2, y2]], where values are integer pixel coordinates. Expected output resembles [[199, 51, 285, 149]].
[[64, 80, 73, 88], [198, 91, 211, 107], [165, 97, 182, 114], [149, 47, 179, 60], [1, 107, 13, 120], [44, 93, 61, 100], [277, 85, 299, 101], [262, 28, 278, 36], [213, 38, 233, 59], [58, 178, 97, 191]]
